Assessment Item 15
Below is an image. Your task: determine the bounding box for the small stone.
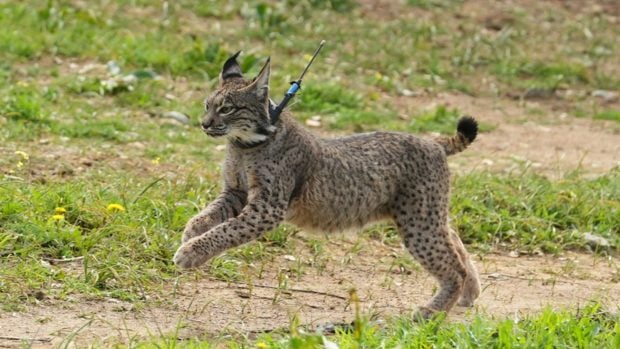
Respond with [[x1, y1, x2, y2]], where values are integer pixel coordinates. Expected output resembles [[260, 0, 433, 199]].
[[592, 90, 618, 103], [583, 232, 610, 249], [317, 323, 336, 334], [523, 88, 555, 100], [215, 145, 226, 152], [423, 102, 438, 111], [33, 290, 46, 300], [162, 111, 190, 125], [323, 337, 339, 349], [235, 291, 251, 299], [130, 142, 145, 149], [483, 13, 515, 31], [508, 250, 519, 258], [283, 255, 296, 261], [399, 88, 419, 97], [121, 74, 137, 84], [107, 60, 121, 75], [305, 116, 322, 127], [593, 46, 611, 56], [433, 75, 446, 85], [79, 63, 103, 75]]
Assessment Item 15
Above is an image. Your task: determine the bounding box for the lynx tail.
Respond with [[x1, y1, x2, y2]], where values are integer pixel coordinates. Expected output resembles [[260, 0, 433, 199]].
[[438, 116, 478, 156]]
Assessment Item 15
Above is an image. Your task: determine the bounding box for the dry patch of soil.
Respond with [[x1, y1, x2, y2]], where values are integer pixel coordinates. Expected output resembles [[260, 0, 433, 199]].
[[396, 92, 620, 178], [1, 239, 618, 348], [1, 1, 619, 347], [3, 67, 619, 349]]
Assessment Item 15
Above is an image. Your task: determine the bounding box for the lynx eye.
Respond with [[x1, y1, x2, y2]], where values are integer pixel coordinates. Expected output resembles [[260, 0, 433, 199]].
[[218, 106, 235, 115]]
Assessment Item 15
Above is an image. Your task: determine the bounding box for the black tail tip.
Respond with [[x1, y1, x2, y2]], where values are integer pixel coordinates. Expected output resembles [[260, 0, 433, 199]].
[[457, 116, 478, 143]]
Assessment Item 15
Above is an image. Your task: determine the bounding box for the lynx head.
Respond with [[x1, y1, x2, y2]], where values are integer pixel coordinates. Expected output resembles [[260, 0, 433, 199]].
[[201, 52, 275, 148]]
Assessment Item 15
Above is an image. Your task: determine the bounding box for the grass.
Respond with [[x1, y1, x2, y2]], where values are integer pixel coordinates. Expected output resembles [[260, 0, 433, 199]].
[[265, 303, 619, 349], [453, 169, 620, 253], [595, 109, 620, 123], [0, 0, 619, 347], [2, 168, 617, 311], [116, 303, 620, 348]]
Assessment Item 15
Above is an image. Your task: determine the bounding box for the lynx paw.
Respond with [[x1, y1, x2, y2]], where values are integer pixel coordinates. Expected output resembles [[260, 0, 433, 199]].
[[457, 297, 476, 307], [413, 306, 441, 322], [458, 274, 481, 307], [173, 241, 209, 269]]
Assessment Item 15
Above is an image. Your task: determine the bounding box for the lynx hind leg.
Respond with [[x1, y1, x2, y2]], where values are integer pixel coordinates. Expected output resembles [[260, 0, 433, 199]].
[[396, 217, 467, 319], [449, 228, 481, 307]]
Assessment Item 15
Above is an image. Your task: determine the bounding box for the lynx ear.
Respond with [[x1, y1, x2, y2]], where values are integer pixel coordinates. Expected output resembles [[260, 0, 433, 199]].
[[244, 57, 270, 101], [220, 51, 243, 82]]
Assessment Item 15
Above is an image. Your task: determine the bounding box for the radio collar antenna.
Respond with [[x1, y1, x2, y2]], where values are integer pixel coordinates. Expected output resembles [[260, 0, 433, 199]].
[[269, 40, 326, 124]]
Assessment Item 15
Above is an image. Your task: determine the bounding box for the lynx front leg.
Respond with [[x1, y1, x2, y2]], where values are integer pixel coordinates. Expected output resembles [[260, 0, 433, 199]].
[[174, 201, 286, 269], [182, 188, 247, 243]]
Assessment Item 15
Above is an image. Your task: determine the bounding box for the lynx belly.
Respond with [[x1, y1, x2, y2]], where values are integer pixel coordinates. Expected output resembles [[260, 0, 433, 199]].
[[285, 175, 392, 232]]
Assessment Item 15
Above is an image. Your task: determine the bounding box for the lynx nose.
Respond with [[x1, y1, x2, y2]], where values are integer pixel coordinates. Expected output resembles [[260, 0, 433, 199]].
[[201, 119, 213, 130]]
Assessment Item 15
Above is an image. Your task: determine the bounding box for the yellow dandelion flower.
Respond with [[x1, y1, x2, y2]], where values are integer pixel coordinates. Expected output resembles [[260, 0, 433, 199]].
[[374, 72, 383, 80], [256, 342, 268, 349], [151, 157, 160, 165], [51, 214, 65, 221], [15, 151, 29, 160], [55, 207, 67, 215], [106, 203, 125, 212], [16, 161, 24, 169]]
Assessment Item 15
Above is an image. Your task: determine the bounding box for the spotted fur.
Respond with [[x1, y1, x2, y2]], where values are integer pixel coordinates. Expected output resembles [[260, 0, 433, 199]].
[[173, 54, 481, 318]]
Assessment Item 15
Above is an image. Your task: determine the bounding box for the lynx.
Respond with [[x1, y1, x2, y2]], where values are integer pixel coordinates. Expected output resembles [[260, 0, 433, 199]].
[[173, 52, 481, 318]]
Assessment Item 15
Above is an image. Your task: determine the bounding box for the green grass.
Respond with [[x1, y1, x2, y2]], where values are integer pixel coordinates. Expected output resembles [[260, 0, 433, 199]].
[[1, 0, 617, 95], [0, 0, 619, 346], [119, 303, 620, 348], [407, 105, 496, 134], [2, 169, 617, 311], [267, 304, 618, 348], [453, 169, 620, 253], [595, 110, 620, 123]]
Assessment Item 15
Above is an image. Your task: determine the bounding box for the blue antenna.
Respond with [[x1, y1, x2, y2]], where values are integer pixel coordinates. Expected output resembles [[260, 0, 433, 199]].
[[270, 40, 326, 124]]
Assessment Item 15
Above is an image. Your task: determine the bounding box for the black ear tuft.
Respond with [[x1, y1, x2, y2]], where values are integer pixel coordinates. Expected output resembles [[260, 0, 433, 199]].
[[221, 51, 243, 80]]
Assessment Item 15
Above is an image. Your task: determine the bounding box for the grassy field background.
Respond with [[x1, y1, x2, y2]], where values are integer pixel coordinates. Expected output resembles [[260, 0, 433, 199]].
[[0, 0, 619, 347]]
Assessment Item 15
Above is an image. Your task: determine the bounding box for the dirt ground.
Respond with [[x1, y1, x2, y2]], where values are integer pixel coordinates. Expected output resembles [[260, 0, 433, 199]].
[[2, 241, 618, 347], [2, 91, 619, 348], [2, 0, 620, 345], [394, 92, 620, 178], [0, 0, 620, 348], [2, 81, 620, 348]]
